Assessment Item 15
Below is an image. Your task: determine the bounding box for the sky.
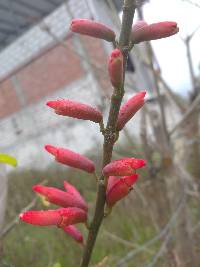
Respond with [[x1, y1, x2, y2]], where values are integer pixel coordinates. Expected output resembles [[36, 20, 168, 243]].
[[134, 0, 200, 96]]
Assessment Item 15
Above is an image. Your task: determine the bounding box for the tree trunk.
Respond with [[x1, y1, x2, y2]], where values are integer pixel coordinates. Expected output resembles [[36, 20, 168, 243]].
[[184, 111, 200, 179]]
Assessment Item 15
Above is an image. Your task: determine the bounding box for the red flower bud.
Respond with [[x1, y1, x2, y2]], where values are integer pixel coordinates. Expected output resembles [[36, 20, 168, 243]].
[[103, 158, 146, 177], [131, 21, 179, 44], [57, 207, 87, 227], [106, 174, 138, 207], [132, 21, 148, 33], [33, 184, 88, 211], [45, 145, 95, 173], [116, 91, 146, 131], [108, 49, 124, 88], [19, 207, 87, 227], [63, 181, 87, 210], [70, 19, 116, 42], [46, 99, 102, 123], [62, 225, 84, 244], [107, 176, 118, 193], [19, 209, 61, 226]]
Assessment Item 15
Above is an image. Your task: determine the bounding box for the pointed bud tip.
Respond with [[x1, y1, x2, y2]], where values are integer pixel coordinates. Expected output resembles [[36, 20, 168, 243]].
[[44, 144, 57, 156], [32, 185, 38, 191], [46, 101, 57, 109], [141, 159, 146, 166], [167, 21, 177, 27], [19, 212, 24, 220], [165, 21, 179, 33], [32, 184, 43, 194], [137, 91, 147, 99], [136, 159, 146, 168], [111, 49, 122, 58], [141, 91, 147, 97], [130, 158, 146, 169]]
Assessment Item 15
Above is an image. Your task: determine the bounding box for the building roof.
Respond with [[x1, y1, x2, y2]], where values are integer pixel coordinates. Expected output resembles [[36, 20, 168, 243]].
[[0, 0, 66, 51]]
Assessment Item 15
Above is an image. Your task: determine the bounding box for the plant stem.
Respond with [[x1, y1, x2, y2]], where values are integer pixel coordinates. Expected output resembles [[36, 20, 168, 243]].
[[80, 1, 136, 266]]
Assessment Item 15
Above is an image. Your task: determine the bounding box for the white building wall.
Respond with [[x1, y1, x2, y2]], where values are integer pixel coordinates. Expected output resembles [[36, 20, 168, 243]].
[[0, 0, 181, 171], [0, 74, 103, 170], [0, 0, 91, 80]]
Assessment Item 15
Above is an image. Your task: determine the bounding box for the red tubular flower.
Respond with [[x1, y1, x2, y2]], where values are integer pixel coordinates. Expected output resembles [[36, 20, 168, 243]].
[[19, 207, 87, 227], [70, 19, 116, 42], [62, 225, 83, 244], [19, 209, 61, 226], [116, 91, 146, 131], [106, 174, 139, 207], [45, 145, 95, 173], [46, 99, 102, 123], [63, 181, 87, 210], [103, 158, 146, 177], [131, 21, 179, 44], [33, 184, 88, 211], [108, 49, 124, 88]]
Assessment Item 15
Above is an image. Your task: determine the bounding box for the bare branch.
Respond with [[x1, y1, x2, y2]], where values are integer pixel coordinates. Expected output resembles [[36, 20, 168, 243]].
[[170, 93, 200, 135], [0, 180, 48, 239], [145, 233, 172, 267], [0, 198, 37, 239], [138, 54, 186, 112], [182, 0, 200, 8], [103, 230, 154, 253], [114, 195, 185, 267]]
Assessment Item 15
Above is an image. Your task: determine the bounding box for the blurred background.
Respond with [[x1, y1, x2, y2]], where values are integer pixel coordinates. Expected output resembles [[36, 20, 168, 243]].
[[0, 0, 199, 266]]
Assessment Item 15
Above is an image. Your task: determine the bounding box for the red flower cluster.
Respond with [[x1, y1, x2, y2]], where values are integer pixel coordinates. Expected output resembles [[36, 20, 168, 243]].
[[20, 181, 87, 244], [103, 158, 146, 207]]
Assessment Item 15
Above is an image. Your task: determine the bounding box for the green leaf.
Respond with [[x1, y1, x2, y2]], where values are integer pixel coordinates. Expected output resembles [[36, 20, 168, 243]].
[[52, 263, 62, 267], [0, 153, 17, 167]]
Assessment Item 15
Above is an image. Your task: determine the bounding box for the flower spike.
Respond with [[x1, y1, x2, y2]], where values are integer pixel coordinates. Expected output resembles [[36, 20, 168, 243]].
[[131, 21, 179, 44], [46, 99, 103, 123], [45, 145, 95, 173], [108, 49, 124, 89], [116, 91, 146, 131], [70, 19, 116, 42], [33, 184, 88, 211], [103, 158, 146, 177], [106, 174, 139, 207]]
